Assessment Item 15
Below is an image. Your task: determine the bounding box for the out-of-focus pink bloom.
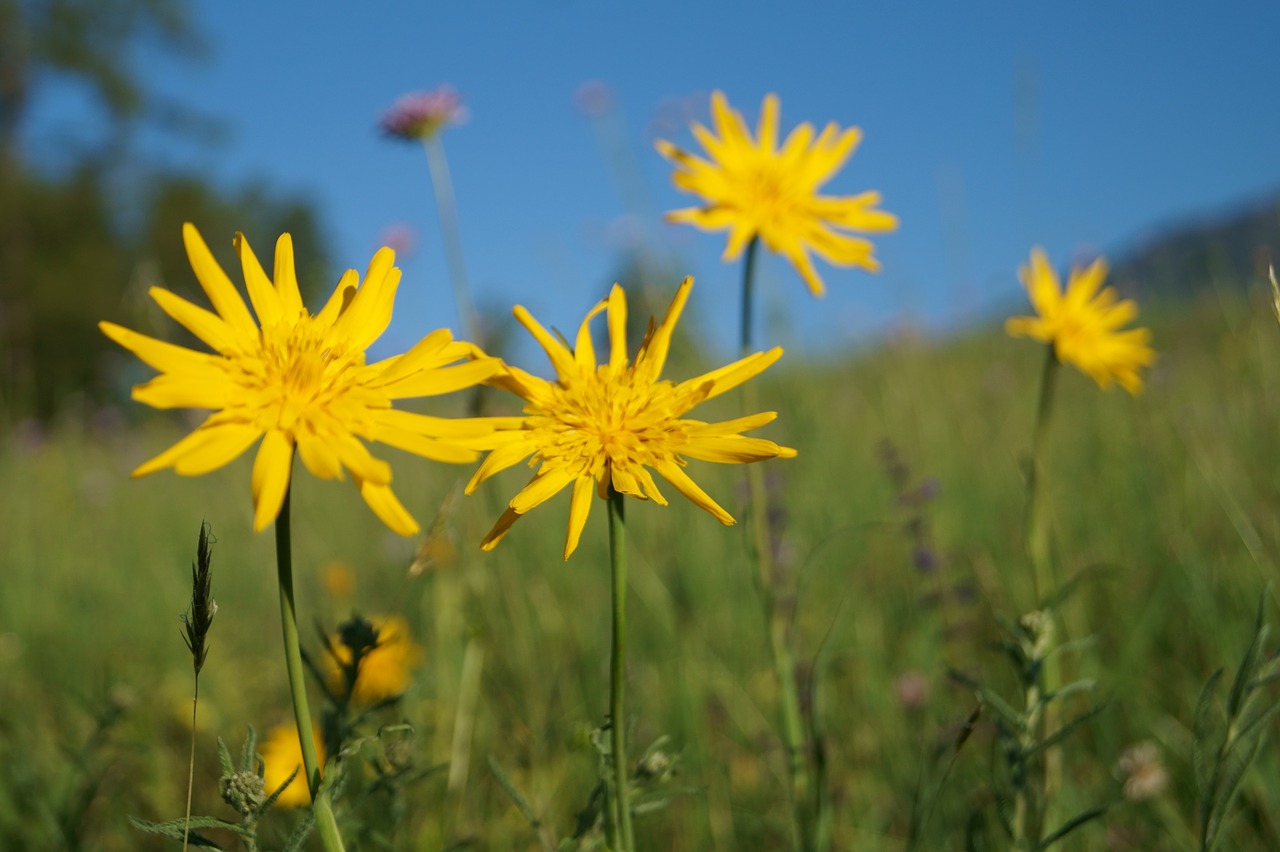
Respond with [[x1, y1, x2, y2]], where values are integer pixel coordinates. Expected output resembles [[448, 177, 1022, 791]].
[[573, 80, 613, 117], [379, 87, 468, 141], [377, 223, 419, 258]]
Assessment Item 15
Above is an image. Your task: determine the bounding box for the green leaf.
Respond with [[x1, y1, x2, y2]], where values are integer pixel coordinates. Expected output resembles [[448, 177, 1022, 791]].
[[239, 725, 259, 773], [487, 755, 544, 833], [1036, 803, 1110, 849], [216, 737, 234, 779], [1233, 692, 1280, 744], [1044, 678, 1097, 706], [972, 686, 1023, 731], [1205, 731, 1264, 850], [630, 785, 703, 814], [1025, 702, 1109, 759], [1192, 668, 1226, 797], [128, 814, 246, 847], [259, 765, 301, 813], [1226, 607, 1266, 718], [280, 807, 315, 852]]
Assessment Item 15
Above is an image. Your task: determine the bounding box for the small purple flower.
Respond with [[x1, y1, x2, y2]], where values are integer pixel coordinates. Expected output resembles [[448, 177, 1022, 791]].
[[379, 87, 468, 141]]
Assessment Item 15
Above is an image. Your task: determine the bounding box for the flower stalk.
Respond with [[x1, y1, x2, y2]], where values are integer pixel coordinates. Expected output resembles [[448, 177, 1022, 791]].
[[739, 237, 812, 851], [275, 485, 346, 852], [422, 134, 482, 347], [607, 488, 636, 852], [1022, 345, 1062, 841], [181, 522, 216, 852]]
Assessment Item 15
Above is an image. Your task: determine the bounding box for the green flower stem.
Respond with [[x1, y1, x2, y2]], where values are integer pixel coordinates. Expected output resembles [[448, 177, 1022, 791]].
[[1026, 346, 1059, 604], [607, 488, 636, 852], [740, 237, 811, 851], [1023, 344, 1062, 840], [422, 134, 481, 346], [274, 486, 346, 852]]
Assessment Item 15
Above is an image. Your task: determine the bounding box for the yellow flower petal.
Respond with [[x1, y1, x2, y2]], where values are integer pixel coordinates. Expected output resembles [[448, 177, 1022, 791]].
[[656, 92, 895, 296], [236, 231, 283, 328], [171, 423, 263, 475], [653, 459, 735, 525], [272, 232, 305, 317], [471, 278, 792, 557], [1006, 247, 1155, 394], [359, 480, 418, 537], [102, 225, 496, 534], [149, 287, 239, 354], [182, 223, 258, 339], [133, 416, 257, 477], [251, 430, 294, 531], [564, 475, 595, 559]]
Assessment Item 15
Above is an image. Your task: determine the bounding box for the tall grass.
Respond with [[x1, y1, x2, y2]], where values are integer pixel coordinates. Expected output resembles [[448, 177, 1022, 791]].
[[3, 286, 1280, 848]]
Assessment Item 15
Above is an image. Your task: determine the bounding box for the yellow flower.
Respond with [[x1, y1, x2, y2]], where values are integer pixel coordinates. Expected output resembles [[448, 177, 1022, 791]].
[[656, 91, 897, 297], [468, 277, 797, 560], [1005, 248, 1156, 394], [259, 723, 323, 809], [322, 614, 423, 703], [100, 224, 501, 535], [322, 560, 356, 600]]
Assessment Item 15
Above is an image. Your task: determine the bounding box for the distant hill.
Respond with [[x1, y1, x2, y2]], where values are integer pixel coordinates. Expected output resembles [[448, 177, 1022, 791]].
[[1109, 191, 1280, 299]]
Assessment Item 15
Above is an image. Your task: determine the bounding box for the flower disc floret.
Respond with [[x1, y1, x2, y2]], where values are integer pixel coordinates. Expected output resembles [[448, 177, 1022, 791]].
[[100, 223, 500, 535], [656, 91, 898, 297], [468, 277, 797, 560], [1005, 247, 1156, 394]]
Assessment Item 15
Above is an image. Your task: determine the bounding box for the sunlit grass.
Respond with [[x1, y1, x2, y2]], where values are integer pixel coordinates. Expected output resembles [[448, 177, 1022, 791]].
[[5, 287, 1280, 848]]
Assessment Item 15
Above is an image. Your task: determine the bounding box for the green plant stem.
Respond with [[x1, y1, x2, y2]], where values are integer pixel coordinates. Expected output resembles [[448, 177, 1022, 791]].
[[1023, 344, 1061, 841], [607, 488, 635, 852], [181, 677, 198, 852], [739, 236, 811, 851], [1012, 666, 1045, 850], [1026, 346, 1059, 604], [422, 134, 481, 345], [274, 486, 347, 852]]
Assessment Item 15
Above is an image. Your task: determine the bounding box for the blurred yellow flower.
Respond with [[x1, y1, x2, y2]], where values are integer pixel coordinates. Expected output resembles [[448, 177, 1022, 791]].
[[1005, 248, 1156, 394], [323, 615, 423, 703], [100, 224, 501, 535], [260, 723, 324, 809], [468, 277, 796, 560], [656, 91, 897, 297], [322, 561, 356, 600]]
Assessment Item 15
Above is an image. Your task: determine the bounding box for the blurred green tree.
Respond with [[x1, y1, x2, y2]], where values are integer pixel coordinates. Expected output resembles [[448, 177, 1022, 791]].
[[0, 0, 331, 421]]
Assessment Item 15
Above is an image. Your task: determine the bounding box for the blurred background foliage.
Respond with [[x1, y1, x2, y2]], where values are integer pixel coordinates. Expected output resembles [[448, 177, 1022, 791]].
[[0, 0, 330, 422]]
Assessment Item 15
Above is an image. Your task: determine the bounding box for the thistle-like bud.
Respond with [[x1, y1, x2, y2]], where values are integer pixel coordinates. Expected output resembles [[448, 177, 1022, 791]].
[[220, 769, 266, 816]]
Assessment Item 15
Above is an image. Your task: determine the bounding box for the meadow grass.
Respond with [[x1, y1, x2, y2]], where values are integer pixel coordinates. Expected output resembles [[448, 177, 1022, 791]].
[[3, 287, 1280, 849]]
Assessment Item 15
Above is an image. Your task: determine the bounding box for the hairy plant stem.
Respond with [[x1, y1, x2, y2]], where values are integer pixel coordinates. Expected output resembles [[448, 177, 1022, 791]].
[[1011, 672, 1045, 850], [607, 488, 636, 852], [275, 486, 347, 852], [422, 135, 481, 346], [1023, 345, 1062, 840], [740, 237, 812, 851]]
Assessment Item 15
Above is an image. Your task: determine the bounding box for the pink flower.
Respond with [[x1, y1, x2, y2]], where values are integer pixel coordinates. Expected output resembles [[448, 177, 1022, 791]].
[[379, 86, 468, 141]]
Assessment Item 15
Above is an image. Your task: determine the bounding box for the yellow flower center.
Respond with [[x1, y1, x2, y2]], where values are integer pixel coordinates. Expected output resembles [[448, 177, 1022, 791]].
[[244, 319, 366, 431], [533, 368, 684, 474], [741, 163, 798, 226]]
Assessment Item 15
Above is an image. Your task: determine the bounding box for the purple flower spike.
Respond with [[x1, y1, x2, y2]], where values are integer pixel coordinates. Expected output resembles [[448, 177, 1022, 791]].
[[379, 86, 468, 141]]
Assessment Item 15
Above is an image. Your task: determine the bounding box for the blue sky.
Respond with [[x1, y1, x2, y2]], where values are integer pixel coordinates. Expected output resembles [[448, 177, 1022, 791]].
[[28, 1, 1280, 360]]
